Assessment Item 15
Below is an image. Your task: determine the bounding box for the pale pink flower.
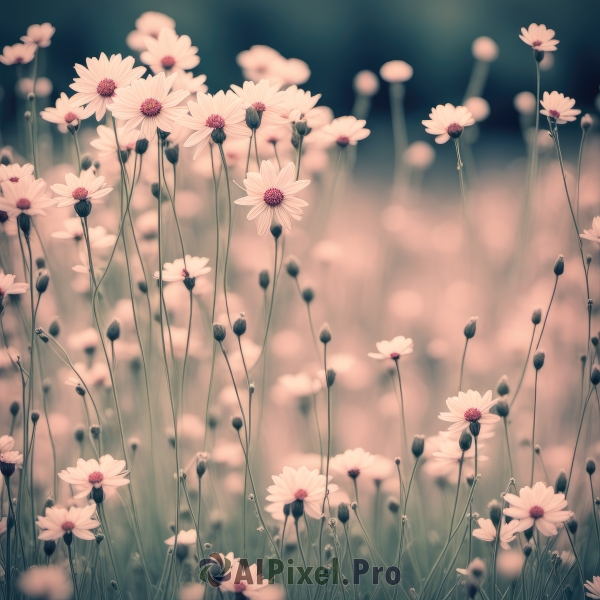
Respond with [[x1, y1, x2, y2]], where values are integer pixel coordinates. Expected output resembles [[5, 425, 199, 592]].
[[0, 271, 29, 301], [51, 170, 112, 208], [281, 85, 321, 122], [37, 504, 98, 541], [519, 24, 559, 52], [230, 79, 287, 127], [540, 91, 580, 124], [40, 93, 85, 129], [0, 177, 53, 217], [126, 12, 176, 52], [164, 529, 197, 546], [380, 60, 413, 83], [153, 256, 211, 282], [581, 217, 600, 244], [321, 115, 370, 147], [0, 43, 36, 66], [368, 336, 413, 360], [21, 23, 55, 48], [90, 125, 139, 158], [422, 104, 475, 144], [331, 448, 376, 479], [0, 162, 34, 184], [141, 27, 199, 74], [58, 455, 130, 499], [472, 518, 521, 550], [17, 566, 73, 600], [438, 390, 499, 432]]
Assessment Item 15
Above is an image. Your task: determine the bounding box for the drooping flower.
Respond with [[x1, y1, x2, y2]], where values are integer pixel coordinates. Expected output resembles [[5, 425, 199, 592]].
[[320, 115, 370, 147], [503, 482, 571, 537], [581, 217, 600, 244], [40, 93, 85, 130], [141, 27, 200, 74], [164, 528, 197, 546], [21, 23, 56, 48], [540, 91, 581, 125], [37, 504, 98, 541], [235, 160, 310, 236], [126, 12, 176, 52], [109, 72, 189, 141], [438, 390, 499, 432], [0, 43, 36, 66], [17, 566, 73, 600], [153, 256, 211, 283], [58, 455, 130, 500], [422, 104, 475, 144], [0, 177, 54, 218], [472, 518, 521, 550], [0, 162, 34, 184], [176, 90, 248, 158], [585, 576, 600, 599], [230, 79, 287, 127], [90, 125, 139, 158], [368, 336, 413, 360], [51, 170, 112, 209], [331, 448, 376, 479], [519, 24, 559, 52], [0, 271, 29, 302]]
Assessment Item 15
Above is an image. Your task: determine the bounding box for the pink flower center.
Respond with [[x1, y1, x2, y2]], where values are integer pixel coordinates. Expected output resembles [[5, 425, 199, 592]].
[[62, 521, 75, 531], [532, 40, 542, 47], [88, 471, 104, 484], [140, 98, 162, 117], [72, 187, 89, 201], [252, 101, 266, 113], [205, 114, 225, 129], [64, 112, 79, 124], [390, 352, 400, 359], [529, 505, 544, 519], [337, 135, 350, 147], [16, 198, 31, 210], [348, 468, 360, 478], [234, 583, 247, 593], [182, 269, 190, 277], [263, 188, 284, 206], [161, 56, 176, 69], [464, 408, 482, 422], [295, 489, 308, 500], [14, 58, 24, 64], [447, 123, 463, 137], [97, 78, 116, 97], [8, 177, 19, 183], [549, 110, 560, 119]]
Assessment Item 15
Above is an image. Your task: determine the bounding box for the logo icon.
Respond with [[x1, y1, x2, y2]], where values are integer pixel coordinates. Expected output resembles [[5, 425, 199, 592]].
[[198, 553, 232, 588]]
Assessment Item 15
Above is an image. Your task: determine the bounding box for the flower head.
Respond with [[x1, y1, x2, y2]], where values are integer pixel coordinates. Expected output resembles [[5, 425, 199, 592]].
[[473, 518, 521, 550], [540, 91, 580, 125], [519, 24, 559, 52], [237, 45, 310, 86], [439, 390, 499, 432], [141, 27, 200, 74], [21, 23, 55, 48], [321, 115, 370, 147], [331, 448, 376, 479], [0, 162, 34, 184], [368, 336, 413, 360], [0, 271, 29, 301], [58, 454, 130, 500], [0, 43, 36, 66], [0, 177, 53, 217], [40, 93, 85, 130], [581, 217, 600, 244], [90, 125, 140, 158], [422, 104, 475, 144], [52, 218, 115, 247], [0, 448, 23, 477], [235, 160, 310, 236], [230, 79, 287, 127], [126, 12, 176, 52], [282, 85, 321, 122], [51, 170, 112, 209], [153, 256, 211, 282], [37, 504, 98, 541]]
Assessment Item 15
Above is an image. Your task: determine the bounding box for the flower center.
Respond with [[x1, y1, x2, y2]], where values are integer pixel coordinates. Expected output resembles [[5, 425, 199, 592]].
[[16, 198, 31, 210], [294, 489, 308, 500], [447, 123, 463, 138], [161, 55, 176, 69], [532, 40, 542, 47], [549, 109, 560, 119], [390, 352, 400, 359], [234, 583, 247, 593], [88, 471, 104, 484], [529, 505, 544, 519], [464, 408, 482, 422], [96, 78, 116, 97], [64, 112, 79, 124], [205, 114, 226, 129], [8, 177, 19, 182], [140, 98, 162, 117], [348, 468, 360, 478], [62, 521, 76, 531], [252, 101, 266, 113], [72, 187, 89, 201], [263, 188, 284, 206], [337, 135, 350, 147]]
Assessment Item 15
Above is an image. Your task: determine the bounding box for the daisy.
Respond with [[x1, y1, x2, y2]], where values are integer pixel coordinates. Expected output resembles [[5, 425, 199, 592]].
[[58, 454, 130, 501], [503, 483, 571, 537], [0, 435, 15, 453], [176, 90, 248, 158], [153, 255, 211, 284], [585, 576, 600, 599], [0, 271, 29, 304], [90, 125, 139, 158], [422, 104, 475, 144], [51, 170, 112, 213], [581, 217, 600, 244], [540, 91, 580, 125], [282, 85, 321, 122], [268, 57, 311, 87], [141, 27, 200, 74], [266, 465, 337, 520], [40, 93, 85, 130], [331, 448, 376, 479], [164, 528, 197, 546], [368, 336, 413, 360], [70, 53, 147, 121], [472, 518, 521, 550], [52, 218, 115, 247], [320, 115, 370, 147], [519, 24, 559, 52], [0, 449, 23, 477], [126, 12, 176, 52], [0, 162, 34, 184], [237, 45, 284, 81], [172, 71, 208, 94], [0, 177, 54, 218], [0, 43, 36, 66], [37, 504, 98, 542], [439, 390, 499, 433], [21, 23, 55, 48], [17, 566, 73, 600], [235, 160, 310, 236], [230, 79, 287, 127]]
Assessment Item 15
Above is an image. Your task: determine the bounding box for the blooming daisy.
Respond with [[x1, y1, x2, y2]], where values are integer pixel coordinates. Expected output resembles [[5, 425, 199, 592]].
[[90, 125, 139, 158], [581, 217, 600, 244], [0, 271, 29, 304], [0, 177, 53, 218], [164, 528, 197, 546], [51, 170, 113, 211], [503, 482, 571, 537], [230, 79, 287, 127], [40, 93, 85, 130], [266, 465, 337, 520], [320, 115, 370, 147], [109, 72, 189, 141], [368, 336, 413, 360], [0, 162, 34, 184], [585, 576, 600, 599], [331, 448, 376, 479], [422, 104, 475, 144], [176, 90, 248, 158], [153, 255, 211, 284], [0, 448, 23, 477], [282, 85, 321, 122], [0, 43, 36, 66], [234, 160, 310, 236], [70, 53, 147, 121], [439, 390, 499, 432], [141, 27, 200, 74], [126, 12, 176, 52], [37, 504, 98, 541], [472, 518, 521, 550], [17, 566, 73, 600], [21, 23, 55, 48], [519, 24, 559, 52], [540, 91, 580, 125], [58, 455, 130, 500]]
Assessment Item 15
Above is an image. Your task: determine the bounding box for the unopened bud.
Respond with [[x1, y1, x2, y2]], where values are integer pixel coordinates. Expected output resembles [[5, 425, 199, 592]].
[[301, 287, 314, 303], [581, 114, 593, 131], [135, 139, 149, 155], [74, 425, 85, 443], [488, 500, 502, 527], [270, 224, 282, 239], [151, 183, 160, 199], [553, 255, 564, 276], [523, 543, 533, 557], [411, 434, 425, 458], [586, 458, 596, 475], [291, 499, 304, 520], [213, 323, 226, 342], [319, 323, 332, 344], [555, 470, 567, 493], [31, 410, 40, 424], [387, 497, 400, 513], [496, 400, 509, 417], [10, 401, 19, 416], [245, 106, 261, 130], [106, 319, 121, 341], [259, 270, 270, 290], [337, 502, 350, 523], [231, 416, 243, 430], [90, 425, 101, 439], [469, 422, 481, 437], [165, 144, 179, 164], [464, 317, 477, 339], [233, 313, 247, 337], [533, 351, 545, 370], [286, 257, 300, 278], [326, 368, 336, 387], [48, 317, 60, 337], [566, 516, 578, 534], [591, 366, 600, 386], [531, 308, 542, 325], [295, 121, 310, 136], [35, 269, 49, 294], [459, 430, 473, 451], [496, 375, 509, 397], [81, 154, 93, 171], [211, 128, 226, 145]]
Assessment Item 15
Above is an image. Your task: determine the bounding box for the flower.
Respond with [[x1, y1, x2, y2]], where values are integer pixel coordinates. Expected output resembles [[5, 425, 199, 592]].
[[353, 70, 380, 97], [0, 177, 53, 217], [503, 482, 571, 536], [0, 271, 29, 301], [540, 91, 581, 125], [164, 528, 197, 546], [0, 43, 36, 66], [40, 93, 85, 130], [37, 504, 98, 541], [230, 79, 287, 127], [126, 12, 176, 52], [51, 170, 112, 208], [109, 72, 189, 141], [0, 162, 34, 184], [585, 576, 600, 599], [52, 219, 115, 248], [0, 449, 23, 477], [21, 23, 55, 47], [281, 85, 321, 122], [68, 328, 100, 353], [425, 435, 488, 478], [403, 141, 435, 170], [172, 71, 208, 94], [176, 90, 248, 158], [278, 372, 320, 398], [331, 448, 376, 479], [70, 53, 146, 121], [141, 27, 200, 74], [379, 60, 413, 83], [472, 518, 521, 550], [237, 45, 310, 86], [220, 561, 283, 599], [422, 104, 475, 144], [58, 455, 130, 499], [519, 24, 559, 52], [472, 37, 499, 62], [368, 336, 413, 360], [90, 125, 139, 158], [439, 390, 499, 432], [153, 256, 211, 282], [0, 435, 15, 453], [581, 217, 600, 244], [320, 116, 370, 147], [17, 566, 73, 600], [266, 465, 337, 520]]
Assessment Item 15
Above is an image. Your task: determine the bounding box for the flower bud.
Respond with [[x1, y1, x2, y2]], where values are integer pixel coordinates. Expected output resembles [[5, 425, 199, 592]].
[[488, 499, 502, 527], [553, 255, 564, 276], [10, 401, 19, 417], [531, 308, 542, 325], [74, 200, 92, 218], [581, 114, 593, 131], [36, 270, 50, 294], [496, 375, 509, 397], [301, 287, 314, 304], [18, 213, 31, 237], [211, 128, 226, 144], [567, 516, 578, 534], [31, 410, 40, 424], [81, 154, 93, 171], [165, 144, 179, 164], [586, 458, 596, 475], [295, 121, 311, 136], [151, 183, 161, 199], [135, 139, 149, 154], [286, 256, 300, 278], [44, 540, 57, 557], [337, 502, 350, 523], [270, 224, 282, 239], [259, 270, 270, 290], [523, 526, 533, 541], [326, 368, 336, 387], [106, 319, 120, 342], [319, 323, 332, 344], [90, 425, 101, 439], [533, 351, 545, 370], [231, 416, 243, 430], [138, 281, 148, 294], [387, 497, 400, 513], [523, 543, 533, 557], [36, 257, 46, 269], [74, 425, 85, 443], [291, 499, 304, 520], [534, 49, 544, 63], [213, 323, 226, 342], [245, 106, 261, 130], [591, 366, 600, 386], [555, 470, 567, 493], [196, 456, 208, 479], [464, 317, 477, 339], [469, 422, 481, 437], [411, 434, 425, 458], [459, 430, 473, 451], [233, 313, 247, 337], [496, 400, 509, 417]]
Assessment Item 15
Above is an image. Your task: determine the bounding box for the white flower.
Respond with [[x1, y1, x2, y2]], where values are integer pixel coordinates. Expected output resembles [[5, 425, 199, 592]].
[[164, 528, 197, 546], [53, 220, 115, 247], [40, 92, 85, 130], [90, 125, 139, 158], [353, 70, 380, 97], [540, 91, 581, 125], [379, 60, 413, 83], [58, 455, 130, 499], [503, 482, 571, 537], [126, 12, 176, 52], [439, 390, 499, 432], [0, 435, 15, 453], [266, 465, 337, 520], [0, 450, 24, 470], [519, 24, 559, 52], [234, 161, 310, 236], [425, 435, 488, 478], [472, 518, 521, 550], [51, 170, 112, 208], [0, 177, 53, 217], [37, 504, 98, 541], [585, 576, 600, 599], [109, 72, 189, 141], [17, 566, 73, 600], [281, 85, 321, 122], [70, 53, 146, 121], [472, 37, 499, 62], [176, 90, 247, 158], [581, 217, 600, 244], [422, 104, 475, 144], [230, 79, 287, 127], [0, 271, 29, 300], [0, 43, 36, 66], [21, 23, 55, 48], [172, 72, 208, 94], [368, 336, 413, 360], [321, 116, 370, 147], [0, 162, 34, 184], [331, 448, 376, 479], [153, 256, 211, 282], [141, 27, 200, 74]]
